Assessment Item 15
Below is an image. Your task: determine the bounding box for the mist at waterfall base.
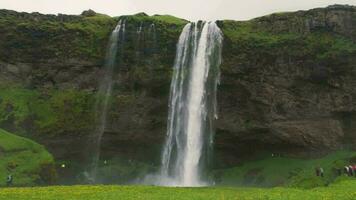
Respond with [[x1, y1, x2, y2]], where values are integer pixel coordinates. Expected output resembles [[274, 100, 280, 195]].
[[144, 21, 223, 187]]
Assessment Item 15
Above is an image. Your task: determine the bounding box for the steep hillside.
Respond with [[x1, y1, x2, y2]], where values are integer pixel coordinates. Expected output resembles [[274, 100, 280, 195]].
[[0, 128, 55, 186]]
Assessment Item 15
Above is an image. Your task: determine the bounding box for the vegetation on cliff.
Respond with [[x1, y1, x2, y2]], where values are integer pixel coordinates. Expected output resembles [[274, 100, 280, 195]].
[[0, 9, 187, 63], [0, 86, 95, 136], [221, 11, 356, 74], [0, 9, 116, 62]]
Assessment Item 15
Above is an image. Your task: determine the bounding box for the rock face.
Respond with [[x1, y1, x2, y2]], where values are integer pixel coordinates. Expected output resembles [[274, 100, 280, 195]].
[[0, 5, 355, 181], [216, 5, 356, 165]]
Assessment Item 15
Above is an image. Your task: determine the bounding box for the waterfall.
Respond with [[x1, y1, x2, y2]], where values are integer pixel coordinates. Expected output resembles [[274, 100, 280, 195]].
[[135, 23, 157, 65], [90, 19, 126, 182], [157, 22, 223, 187], [148, 23, 157, 46], [147, 23, 157, 63], [136, 22, 144, 59], [137, 22, 143, 34]]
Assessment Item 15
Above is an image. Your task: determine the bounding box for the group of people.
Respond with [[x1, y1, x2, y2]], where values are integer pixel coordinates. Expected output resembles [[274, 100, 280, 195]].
[[316, 165, 356, 177], [343, 165, 356, 177]]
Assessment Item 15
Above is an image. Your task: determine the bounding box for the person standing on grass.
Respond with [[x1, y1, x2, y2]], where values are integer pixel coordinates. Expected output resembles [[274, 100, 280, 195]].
[[349, 165, 354, 176], [344, 166, 350, 176], [6, 174, 13, 186], [319, 167, 324, 177], [315, 167, 320, 176]]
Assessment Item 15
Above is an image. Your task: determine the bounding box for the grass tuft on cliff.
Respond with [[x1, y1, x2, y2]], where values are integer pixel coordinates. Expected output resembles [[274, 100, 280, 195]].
[[0, 128, 56, 186]]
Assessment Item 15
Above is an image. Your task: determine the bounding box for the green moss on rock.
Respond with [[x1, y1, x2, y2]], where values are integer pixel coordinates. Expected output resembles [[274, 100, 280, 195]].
[[0, 86, 96, 136], [0, 9, 116, 62]]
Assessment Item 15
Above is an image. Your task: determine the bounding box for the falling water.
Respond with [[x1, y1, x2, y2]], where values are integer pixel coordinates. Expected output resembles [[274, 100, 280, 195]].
[[90, 19, 126, 181], [148, 23, 157, 45], [137, 22, 143, 34], [157, 22, 223, 187], [136, 22, 144, 59], [146, 23, 157, 63]]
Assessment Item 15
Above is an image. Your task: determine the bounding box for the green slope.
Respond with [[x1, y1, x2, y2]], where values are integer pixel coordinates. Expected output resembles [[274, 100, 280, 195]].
[[0, 128, 56, 186]]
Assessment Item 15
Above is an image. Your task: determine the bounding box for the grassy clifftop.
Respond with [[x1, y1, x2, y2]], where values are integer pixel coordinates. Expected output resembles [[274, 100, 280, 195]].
[[0, 10, 116, 62], [0, 128, 56, 186], [0, 9, 187, 63], [220, 5, 356, 74]]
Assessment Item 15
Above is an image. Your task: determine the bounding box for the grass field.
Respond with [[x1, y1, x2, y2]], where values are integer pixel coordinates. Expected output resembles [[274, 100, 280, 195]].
[[0, 180, 355, 200]]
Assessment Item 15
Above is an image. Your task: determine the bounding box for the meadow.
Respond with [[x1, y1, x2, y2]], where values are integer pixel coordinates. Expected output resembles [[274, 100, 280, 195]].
[[0, 179, 355, 200]]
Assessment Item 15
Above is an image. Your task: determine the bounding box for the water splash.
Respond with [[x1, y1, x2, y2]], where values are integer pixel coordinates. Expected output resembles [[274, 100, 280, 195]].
[[156, 22, 223, 187], [90, 19, 126, 182]]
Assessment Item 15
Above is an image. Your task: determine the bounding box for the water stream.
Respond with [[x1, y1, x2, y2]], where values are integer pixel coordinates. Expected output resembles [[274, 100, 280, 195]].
[[157, 21, 223, 187], [90, 20, 126, 182]]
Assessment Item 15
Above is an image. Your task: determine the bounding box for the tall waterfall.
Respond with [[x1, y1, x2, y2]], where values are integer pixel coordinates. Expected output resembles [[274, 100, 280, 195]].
[[90, 20, 126, 181], [158, 22, 223, 186]]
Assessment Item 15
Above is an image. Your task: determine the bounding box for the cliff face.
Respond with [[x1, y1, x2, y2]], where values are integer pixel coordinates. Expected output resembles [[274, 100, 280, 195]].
[[0, 5, 355, 179], [217, 5, 356, 165], [0, 9, 186, 181]]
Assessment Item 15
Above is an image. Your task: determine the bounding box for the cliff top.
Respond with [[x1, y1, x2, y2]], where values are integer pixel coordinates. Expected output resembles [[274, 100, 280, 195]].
[[0, 4, 354, 24]]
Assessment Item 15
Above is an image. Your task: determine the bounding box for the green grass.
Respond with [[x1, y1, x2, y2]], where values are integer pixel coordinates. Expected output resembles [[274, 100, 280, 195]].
[[121, 13, 187, 25], [221, 20, 356, 59], [151, 15, 188, 25], [215, 151, 356, 188], [0, 180, 355, 200], [0, 128, 55, 186]]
